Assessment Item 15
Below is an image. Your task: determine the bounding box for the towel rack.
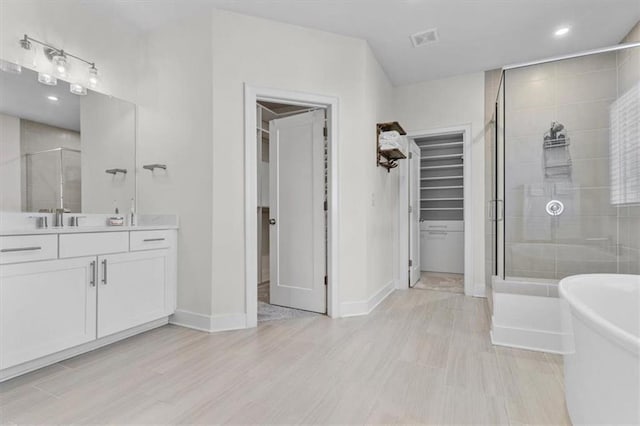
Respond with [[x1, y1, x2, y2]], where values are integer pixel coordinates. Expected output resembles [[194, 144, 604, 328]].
[[105, 168, 127, 175], [143, 164, 167, 171], [376, 121, 407, 172]]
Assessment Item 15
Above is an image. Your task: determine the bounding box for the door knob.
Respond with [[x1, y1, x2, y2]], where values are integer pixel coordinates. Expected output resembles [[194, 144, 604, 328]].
[[269, 219, 276, 225]]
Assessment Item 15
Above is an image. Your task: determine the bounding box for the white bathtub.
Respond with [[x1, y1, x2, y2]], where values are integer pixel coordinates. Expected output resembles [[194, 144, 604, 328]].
[[559, 274, 640, 425]]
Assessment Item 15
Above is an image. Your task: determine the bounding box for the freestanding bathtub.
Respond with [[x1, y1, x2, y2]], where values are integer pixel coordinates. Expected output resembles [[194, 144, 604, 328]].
[[559, 274, 640, 425]]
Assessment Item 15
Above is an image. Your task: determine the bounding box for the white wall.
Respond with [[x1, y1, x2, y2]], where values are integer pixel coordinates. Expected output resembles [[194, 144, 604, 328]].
[[394, 73, 487, 296], [136, 15, 214, 317], [209, 9, 396, 320], [0, 113, 21, 211], [0, 0, 141, 102]]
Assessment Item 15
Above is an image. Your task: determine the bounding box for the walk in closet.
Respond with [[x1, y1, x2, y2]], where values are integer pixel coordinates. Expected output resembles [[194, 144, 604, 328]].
[[415, 133, 465, 274]]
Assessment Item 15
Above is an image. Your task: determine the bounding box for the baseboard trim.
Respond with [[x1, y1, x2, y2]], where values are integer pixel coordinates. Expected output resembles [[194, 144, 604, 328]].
[[340, 280, 395, 317], [1, 317, 168, 383], [490, 319, 572, 355], [170, 310, 247, 333]]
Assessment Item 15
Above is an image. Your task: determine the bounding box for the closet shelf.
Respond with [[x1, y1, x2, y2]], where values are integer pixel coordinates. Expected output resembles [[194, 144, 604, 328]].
[[421, 197, 463, 201], [421, 175, 463, 181], [420, 141, 463, 150], [421, 164, 463, 170], [421, 185, 464, 190], [422, 153, 463, 160], [421, 208, 464, 211]]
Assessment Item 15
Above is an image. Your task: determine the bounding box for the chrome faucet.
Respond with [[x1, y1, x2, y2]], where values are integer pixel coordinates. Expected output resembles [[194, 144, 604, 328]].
[[54, 208, 65, 227], [69, 216, 86, 227]]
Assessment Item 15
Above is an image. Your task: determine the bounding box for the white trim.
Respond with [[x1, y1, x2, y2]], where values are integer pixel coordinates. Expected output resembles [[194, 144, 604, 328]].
[[396, 137, 410, 290], [340, 280, 395, 317], [490, 323, 571, 355], [170, 309, 247, 332], [503, 42, 640, 70], [403, 125, 474, 296], [1, 318, 168, 382], [244, 85, 340, 327]]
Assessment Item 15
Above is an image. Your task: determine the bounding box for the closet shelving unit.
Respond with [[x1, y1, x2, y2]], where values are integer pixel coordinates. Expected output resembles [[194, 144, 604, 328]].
[[416, 134, 464, 221]]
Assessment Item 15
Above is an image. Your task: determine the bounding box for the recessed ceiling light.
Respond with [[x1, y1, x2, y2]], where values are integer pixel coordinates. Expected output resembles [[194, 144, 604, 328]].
[[554, 27, 570, 37], [47, 95, 59, 102]]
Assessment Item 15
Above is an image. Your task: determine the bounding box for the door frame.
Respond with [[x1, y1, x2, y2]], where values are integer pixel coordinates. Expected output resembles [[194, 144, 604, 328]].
[[398, 124, 474, 296], [244, 84, 339, 327]]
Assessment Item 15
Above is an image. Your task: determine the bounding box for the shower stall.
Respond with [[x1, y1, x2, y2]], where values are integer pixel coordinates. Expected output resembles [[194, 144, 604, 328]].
[[489, 42, 640, 352], [23, 147, 81, 213]]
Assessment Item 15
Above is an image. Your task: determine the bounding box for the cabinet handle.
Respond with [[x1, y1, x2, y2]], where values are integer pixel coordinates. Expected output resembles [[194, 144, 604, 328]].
[[102, 259, 107, 285], [143, 238, 165, 242], [90, 260, 96, 287], [1, 246, 42, 253]]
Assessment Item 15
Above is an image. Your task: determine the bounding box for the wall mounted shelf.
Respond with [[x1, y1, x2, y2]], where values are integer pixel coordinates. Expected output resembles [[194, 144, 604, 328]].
[[376, 121, 407, 172]]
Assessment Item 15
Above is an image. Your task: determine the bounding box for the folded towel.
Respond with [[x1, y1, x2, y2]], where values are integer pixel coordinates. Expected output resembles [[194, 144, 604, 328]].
[[379, 130, 401, 150]]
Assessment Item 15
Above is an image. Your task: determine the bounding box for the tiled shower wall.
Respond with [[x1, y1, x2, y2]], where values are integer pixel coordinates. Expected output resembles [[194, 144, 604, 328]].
[[616, 36, 640, 274], [504, 47, 639, 279]]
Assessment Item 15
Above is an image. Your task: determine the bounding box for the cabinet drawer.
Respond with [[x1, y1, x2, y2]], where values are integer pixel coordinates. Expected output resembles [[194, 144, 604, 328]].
[[0, 235, 58, 265], [60, 232, 129, 258], [130, 230, 171, 251]]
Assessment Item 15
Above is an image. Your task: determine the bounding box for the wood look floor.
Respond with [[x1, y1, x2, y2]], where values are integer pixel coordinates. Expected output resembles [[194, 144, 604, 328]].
[[0, 289, 571, 425], [415, 272, 465, 294]]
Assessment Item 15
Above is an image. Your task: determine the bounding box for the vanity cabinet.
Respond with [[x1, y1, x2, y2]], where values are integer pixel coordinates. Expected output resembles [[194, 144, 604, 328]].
[[0, 257, 97, 369], [97, 250, 170, 338], [0, 227, 177, 381]]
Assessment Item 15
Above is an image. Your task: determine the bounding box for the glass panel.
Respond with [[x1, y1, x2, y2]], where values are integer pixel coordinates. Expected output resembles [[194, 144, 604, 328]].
[[503, 46, 640, 280]]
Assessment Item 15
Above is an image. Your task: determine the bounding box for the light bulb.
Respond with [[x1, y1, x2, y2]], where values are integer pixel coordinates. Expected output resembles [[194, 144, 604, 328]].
[[0, 59, 21, 74], [37, 72, 57, 86], [554, 27, 570, 37], [88, 65, 99, 88], [52, 54, 67, 77], [70, 83, 87, 96]]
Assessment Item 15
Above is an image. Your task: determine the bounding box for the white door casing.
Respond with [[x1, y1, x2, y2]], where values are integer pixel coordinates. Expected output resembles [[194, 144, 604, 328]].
[[269, 109, 326, 313], [409, 141, 421, 286]]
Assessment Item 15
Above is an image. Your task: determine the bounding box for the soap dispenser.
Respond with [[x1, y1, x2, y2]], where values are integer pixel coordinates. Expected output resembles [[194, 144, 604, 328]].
[[108, 204, 125, 226]]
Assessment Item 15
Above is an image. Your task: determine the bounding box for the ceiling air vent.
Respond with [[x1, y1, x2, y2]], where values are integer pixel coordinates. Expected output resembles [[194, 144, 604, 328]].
[[410, 28, 439, 48]]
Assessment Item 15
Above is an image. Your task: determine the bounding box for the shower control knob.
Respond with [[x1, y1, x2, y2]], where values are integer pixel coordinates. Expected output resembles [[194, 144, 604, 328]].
[[546, 200, 564, 216]]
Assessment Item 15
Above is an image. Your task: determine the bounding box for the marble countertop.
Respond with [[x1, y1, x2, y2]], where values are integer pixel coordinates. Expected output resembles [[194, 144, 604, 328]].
[[0, 224, 179, 236]]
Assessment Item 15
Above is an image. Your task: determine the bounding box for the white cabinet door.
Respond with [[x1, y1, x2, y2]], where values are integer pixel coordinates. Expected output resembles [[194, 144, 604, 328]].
[[0, 257, 97, 369], [97, 250, 168, 338], [420, 230, 464, 274]]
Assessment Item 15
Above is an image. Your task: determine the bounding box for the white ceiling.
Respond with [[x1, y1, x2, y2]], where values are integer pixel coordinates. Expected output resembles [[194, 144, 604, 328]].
[[84, 0, 640, 85]]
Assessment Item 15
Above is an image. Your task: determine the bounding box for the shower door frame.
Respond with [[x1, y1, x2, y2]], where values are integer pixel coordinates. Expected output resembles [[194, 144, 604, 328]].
[[496, 41, 640, 279]]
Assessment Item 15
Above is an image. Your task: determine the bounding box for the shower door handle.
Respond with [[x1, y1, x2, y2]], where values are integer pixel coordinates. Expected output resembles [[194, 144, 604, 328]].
[[496, 200, 504, 222]]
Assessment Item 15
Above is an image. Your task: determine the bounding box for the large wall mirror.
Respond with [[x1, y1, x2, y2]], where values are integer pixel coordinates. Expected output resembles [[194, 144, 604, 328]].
[[0, 64, 135, 213]]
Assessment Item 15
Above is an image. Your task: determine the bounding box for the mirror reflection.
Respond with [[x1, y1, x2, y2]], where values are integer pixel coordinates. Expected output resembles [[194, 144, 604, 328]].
[[0, 65, 135, 213]]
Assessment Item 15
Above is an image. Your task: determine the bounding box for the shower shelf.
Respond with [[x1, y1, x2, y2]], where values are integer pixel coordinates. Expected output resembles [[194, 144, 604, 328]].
[[421, 175, 463, 181]]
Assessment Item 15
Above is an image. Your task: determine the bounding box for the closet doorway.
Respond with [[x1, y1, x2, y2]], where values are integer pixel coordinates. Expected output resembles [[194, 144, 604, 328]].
[[256, 101, 326, 321], [402, 126, 473, 296], [244, 86, 340, 328]]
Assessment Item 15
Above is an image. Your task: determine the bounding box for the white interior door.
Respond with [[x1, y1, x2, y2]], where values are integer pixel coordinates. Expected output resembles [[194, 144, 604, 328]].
[[269, 109, 326, 313], [409, 141, 421, 287]]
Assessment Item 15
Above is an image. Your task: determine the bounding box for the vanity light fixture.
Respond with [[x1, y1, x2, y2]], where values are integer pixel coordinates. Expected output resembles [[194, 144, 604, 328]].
[[38, 72, 57, 86], [554, 27, 570, 37], [20, 34, 100, 89], [69, 83, 87, 96], [0, 59, 21, 74]]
